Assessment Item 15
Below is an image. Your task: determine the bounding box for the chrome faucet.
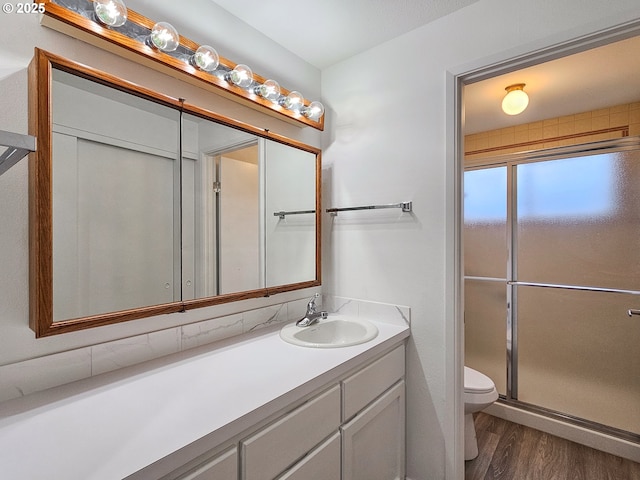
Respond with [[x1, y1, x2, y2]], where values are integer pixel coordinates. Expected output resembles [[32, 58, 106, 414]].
[[296, 293, 328, 327]]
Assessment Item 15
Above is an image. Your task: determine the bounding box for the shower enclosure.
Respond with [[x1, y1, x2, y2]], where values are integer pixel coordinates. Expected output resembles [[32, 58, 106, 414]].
[[464, 137, 640, 440]]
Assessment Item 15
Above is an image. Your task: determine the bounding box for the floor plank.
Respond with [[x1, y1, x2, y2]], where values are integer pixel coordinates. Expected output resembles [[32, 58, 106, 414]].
[[466, 413, 640, 480]]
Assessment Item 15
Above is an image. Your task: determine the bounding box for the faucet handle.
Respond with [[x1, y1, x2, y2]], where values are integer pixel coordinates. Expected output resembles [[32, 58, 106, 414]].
[[307, 293, 320, 311]]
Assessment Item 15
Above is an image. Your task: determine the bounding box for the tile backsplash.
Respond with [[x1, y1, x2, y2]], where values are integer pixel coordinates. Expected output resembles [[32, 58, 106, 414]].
[[0, 295, 410, 403]]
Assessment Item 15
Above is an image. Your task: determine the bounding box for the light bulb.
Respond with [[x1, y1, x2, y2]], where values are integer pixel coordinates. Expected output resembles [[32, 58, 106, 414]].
[[280, 91, 304, 111], [254, 79, 281, 102], [502, 84, 529, 115], [93, 0, 127, 27], [148, 22, 180, 52], [191, 45, 219, 72], [226, 64, 253, 88], [302, 101, 325, 120]]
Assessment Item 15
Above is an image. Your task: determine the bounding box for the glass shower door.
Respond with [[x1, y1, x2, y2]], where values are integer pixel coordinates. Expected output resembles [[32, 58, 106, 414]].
[[514, 149, 640, 436], [464, 166, 508, 395]]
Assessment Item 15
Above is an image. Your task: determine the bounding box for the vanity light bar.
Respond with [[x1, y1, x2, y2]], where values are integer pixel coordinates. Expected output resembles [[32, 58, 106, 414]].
[[39, 0, 325, 130]]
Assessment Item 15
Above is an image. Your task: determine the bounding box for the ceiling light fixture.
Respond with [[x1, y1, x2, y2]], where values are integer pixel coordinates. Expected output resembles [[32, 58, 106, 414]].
[[501, 83, 529, 115]]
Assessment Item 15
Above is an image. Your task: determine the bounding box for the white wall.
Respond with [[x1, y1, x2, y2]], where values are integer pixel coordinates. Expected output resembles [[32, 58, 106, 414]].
[[3, 0, 640, 479], [0, 4, 320, 365], [320, 0, 640, 478]]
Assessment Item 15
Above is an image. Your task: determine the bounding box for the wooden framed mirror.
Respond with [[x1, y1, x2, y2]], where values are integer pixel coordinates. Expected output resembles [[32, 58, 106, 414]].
[[29, 49, 321, 337]]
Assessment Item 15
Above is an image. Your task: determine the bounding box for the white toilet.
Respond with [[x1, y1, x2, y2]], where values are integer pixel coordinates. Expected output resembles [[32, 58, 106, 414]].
[[464, 366, 498, 461]]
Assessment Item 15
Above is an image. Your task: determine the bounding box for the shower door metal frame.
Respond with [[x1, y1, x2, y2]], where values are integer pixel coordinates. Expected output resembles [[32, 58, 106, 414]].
[[465, 135, 640, 444]]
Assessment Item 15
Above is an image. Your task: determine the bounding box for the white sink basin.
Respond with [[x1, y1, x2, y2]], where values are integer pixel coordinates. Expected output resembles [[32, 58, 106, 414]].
[[280, 316, 378, 348]]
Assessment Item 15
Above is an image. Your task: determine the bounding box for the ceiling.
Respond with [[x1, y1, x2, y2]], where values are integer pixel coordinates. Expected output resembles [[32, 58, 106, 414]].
[[82, 1, 639, 136], [207, 0, 478, 70], [463, 35, 640, 134], [201, 1, 639, 135]]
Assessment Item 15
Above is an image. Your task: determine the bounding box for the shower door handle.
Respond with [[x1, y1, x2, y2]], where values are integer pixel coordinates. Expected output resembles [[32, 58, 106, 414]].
[[627, 309, 640, 317]]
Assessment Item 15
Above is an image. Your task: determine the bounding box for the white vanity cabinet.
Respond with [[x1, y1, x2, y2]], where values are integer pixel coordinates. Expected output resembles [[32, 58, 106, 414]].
[[162, 445, 238, 480], [240, 345, 405, 480], [277, 431, 341, 480], [341, 345, 406, 480], [129, 341, 406, 480], [241, 385, 341, 480], [342, 381, 405, 480]]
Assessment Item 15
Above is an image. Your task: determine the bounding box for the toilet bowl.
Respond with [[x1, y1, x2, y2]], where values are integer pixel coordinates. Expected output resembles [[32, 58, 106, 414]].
[[464, 366, 498, 461]]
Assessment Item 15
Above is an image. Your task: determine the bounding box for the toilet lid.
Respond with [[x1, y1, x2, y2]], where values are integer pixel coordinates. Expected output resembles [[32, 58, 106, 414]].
[[464, 366, 495, 394]]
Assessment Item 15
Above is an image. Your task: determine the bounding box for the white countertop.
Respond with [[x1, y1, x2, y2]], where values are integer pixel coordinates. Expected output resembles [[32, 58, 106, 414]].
[[0, 317, 409, 479]]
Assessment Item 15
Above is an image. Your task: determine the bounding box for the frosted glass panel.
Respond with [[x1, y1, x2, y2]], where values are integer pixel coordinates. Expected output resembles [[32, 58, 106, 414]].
[[464, 280, 507, 394], [464, 167, 507, 279], [517, 286, 640, 435], [517, 151, 640, 290]]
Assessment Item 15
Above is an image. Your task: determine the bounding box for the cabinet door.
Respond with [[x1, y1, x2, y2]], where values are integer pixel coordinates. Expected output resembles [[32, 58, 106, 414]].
[[277, 432, 340, 480], [175, 446, 238, 480], [341, 381, 405, 480]]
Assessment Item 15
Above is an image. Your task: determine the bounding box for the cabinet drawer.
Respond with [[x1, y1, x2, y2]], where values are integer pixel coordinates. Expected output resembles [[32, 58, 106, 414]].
[[277, 431, 340, 480], [342, 345, 405, 421], [242, 384, 341, 480], [173, 446, 237, 480]]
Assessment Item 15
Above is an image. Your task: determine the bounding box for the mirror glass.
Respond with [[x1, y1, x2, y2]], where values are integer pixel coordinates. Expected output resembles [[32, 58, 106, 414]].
[[263, 140, 317, 288], [181, 113, 262, 298], [52, 69, 181, 321], [182, 113, 319, 300], [31, 50, 320, 335]]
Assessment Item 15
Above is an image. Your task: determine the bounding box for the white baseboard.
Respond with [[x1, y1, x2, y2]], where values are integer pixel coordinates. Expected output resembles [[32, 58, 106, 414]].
[[485, 402, 640, 463]]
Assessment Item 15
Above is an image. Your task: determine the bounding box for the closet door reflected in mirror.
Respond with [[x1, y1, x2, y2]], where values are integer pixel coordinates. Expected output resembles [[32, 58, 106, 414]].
[[29, 49, 321, 337], [51, 69, 182, 322]]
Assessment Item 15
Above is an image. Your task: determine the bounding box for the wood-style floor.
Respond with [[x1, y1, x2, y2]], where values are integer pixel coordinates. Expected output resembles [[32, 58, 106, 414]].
[[465, 413, 640, 480]]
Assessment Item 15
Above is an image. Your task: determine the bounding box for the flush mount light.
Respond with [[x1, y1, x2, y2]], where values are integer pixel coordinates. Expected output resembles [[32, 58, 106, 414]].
[[502, 83, 529, 115], [302, 101, 325, 121], [191, 45, 219, 72], [280, 91, 304, 112], [148, 22, 180, 52], [93, 0, 127, 27], [254, 79, 281, 103]]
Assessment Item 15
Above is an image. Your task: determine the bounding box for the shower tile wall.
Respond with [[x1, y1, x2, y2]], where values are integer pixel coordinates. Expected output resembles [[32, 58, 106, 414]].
[[465, 101, 640, 160]]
